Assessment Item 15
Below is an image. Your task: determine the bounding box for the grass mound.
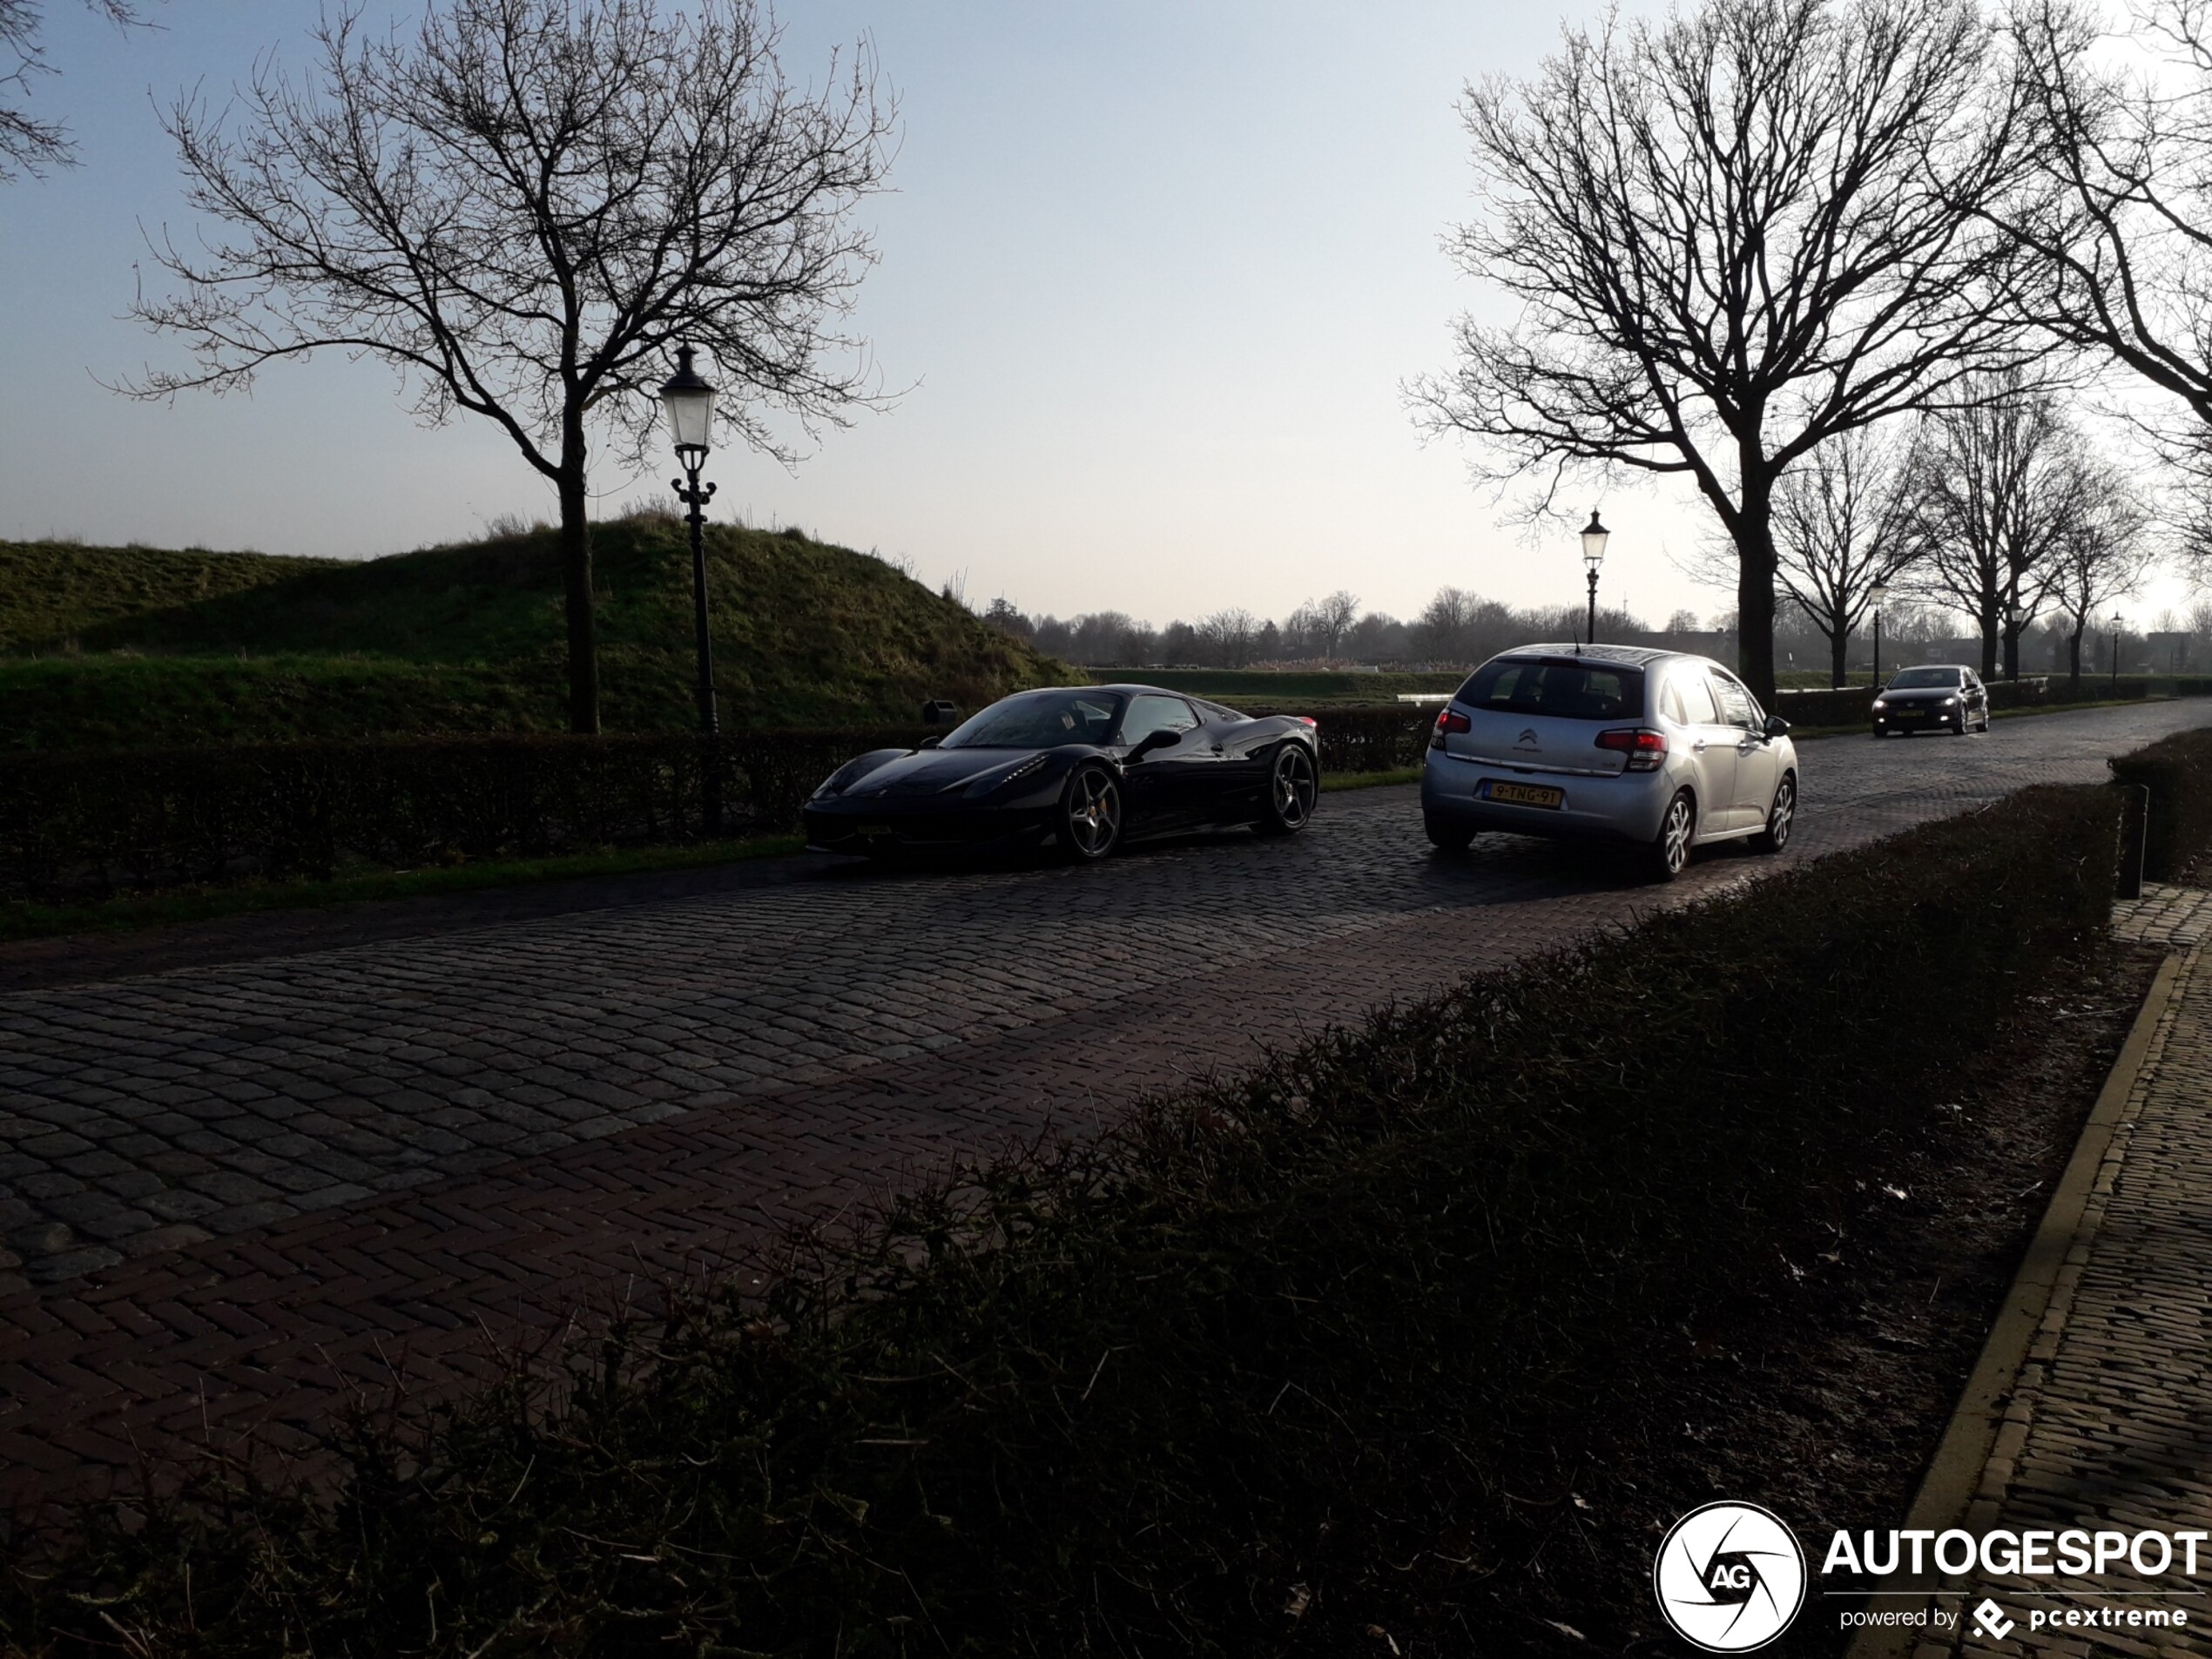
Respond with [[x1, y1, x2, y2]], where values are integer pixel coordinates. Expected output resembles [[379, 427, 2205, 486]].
[[0, 782, 2122, 1656], [0, 541, 316, 654], [0, 523, 1066, 745]]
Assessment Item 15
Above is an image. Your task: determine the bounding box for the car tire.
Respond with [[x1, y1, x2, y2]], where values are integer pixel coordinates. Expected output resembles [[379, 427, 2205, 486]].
[[1647, 789, 1696, 881], [1750, 775, 1795, 855], [1256, 743, 1318, 836], [1425, 813, 1474, 853], [1058, 765, 1123, 862]]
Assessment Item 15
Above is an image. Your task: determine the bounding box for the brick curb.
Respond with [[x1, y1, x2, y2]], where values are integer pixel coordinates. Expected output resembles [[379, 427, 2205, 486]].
[[1843, 948, 2188, 1659]]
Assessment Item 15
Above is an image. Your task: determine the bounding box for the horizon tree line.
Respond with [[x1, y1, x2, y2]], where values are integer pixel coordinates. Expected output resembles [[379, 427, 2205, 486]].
[[981, 577, 2212, 686]]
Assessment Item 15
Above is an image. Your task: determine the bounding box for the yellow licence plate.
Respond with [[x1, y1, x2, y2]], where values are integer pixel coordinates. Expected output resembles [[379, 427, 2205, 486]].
[[1476, 779, 1564, 809]]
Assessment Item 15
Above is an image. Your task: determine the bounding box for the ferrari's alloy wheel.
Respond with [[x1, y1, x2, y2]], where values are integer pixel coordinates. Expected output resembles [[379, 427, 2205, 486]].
[[1649, 790, 1695, 882], [1258, 745, 1318, 835], [1061, 766, 1123, 861], [1751, 776, 1794, 855]]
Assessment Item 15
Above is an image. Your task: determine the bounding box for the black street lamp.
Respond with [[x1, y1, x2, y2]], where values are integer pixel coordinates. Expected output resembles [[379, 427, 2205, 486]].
[[2110, 610, 2124, 690], [1580, 510, 1608, 647], [2006, 603, 2026, 683], [659, 344, 719, 738], [1869, 581, 1890, 687]]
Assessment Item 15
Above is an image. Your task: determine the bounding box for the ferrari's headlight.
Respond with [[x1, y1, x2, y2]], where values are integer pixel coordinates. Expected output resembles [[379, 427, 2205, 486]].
[[1872, 698, 1887, 710], [965, 754, 1048, 798], [814, 756, 883, 798], [1940, 696, 1957, 706]]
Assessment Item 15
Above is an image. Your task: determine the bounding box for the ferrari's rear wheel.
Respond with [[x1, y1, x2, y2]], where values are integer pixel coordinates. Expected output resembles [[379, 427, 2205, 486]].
[[1060, 765, 1123, 861], [1257, 744, 1318, 835]]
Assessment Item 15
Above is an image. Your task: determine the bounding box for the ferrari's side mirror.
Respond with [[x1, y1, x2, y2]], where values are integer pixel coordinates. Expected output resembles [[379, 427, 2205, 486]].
[[1130, 728, 1181, 758], [1763, 715, 1791, 739], [916, 736, 941, 750]]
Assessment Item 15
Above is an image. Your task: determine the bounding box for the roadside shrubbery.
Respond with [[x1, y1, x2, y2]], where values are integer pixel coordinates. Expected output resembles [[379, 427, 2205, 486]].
[[2108, 725, 2212, 880], [1271, 705, 1435, 772], [1775, 678, 2169, 730], [0, 782, 2123, 1656], [0, 731, 923, 902], [0, 714, 1445, 903]]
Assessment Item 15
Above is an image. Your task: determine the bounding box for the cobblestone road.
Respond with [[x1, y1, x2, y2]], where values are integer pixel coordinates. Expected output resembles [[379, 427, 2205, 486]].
[[2, 701, 2205, 1502]]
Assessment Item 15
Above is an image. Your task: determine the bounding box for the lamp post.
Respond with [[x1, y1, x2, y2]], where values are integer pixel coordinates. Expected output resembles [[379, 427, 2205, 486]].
[[1868, 581, 1890, 688], [1580, 509, 1608, 648], [2110, 610, 2124, 691], [2006, 603, 2025, 683], [660, 345, 719, 736], [660, 344, 720, 833]]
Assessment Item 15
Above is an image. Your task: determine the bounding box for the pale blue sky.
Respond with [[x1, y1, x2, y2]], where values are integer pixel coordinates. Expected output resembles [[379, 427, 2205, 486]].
[[0, 1, 2192, 633]]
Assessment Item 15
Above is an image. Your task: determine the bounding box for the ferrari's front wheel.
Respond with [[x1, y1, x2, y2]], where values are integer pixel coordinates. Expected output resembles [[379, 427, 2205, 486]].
[[1059, 765, 1123, 861], [1256, 743, 1318, 836]]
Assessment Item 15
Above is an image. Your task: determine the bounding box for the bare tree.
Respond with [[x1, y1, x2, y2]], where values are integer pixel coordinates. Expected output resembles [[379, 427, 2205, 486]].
[[1410, 0, 2033, 705], [1901, 375, 2084, 676], [2008, 0, 2212, 574], [1414, 586, 1480, 664], [2, 0, 142, 182], [2047, 457, 2153, 692], [1197, 607, 1260, 669], [1767, 426, 1926, 685], [126, 0, 895, 732], [1303, 590, 1361, 659]]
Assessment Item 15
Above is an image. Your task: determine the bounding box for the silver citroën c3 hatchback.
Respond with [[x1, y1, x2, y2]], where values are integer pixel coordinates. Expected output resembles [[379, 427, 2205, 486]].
[[1418, 644, 1798, 881]]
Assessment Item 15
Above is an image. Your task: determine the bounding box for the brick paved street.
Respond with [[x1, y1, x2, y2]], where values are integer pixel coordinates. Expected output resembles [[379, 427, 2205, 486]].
[[2, 700, 2206, 1504]]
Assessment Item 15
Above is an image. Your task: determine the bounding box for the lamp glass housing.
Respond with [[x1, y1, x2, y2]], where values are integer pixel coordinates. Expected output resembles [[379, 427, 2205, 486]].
[[1868, 582, 1890, 607], [1580, 509, 1609, 569], [658, 345, 717, 460]]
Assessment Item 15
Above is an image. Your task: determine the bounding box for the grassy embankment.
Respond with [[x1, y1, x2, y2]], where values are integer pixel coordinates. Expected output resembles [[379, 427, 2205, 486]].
[[0, 522, 1066, 749]]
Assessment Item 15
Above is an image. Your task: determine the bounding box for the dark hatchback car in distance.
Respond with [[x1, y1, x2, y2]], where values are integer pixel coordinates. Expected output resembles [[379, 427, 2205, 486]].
[[802, 685, 1322, 862], [1871, 665, 1990, 736]]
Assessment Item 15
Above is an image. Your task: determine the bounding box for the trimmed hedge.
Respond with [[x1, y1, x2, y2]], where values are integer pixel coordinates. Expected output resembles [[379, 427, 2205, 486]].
[[1294, 705, 1436, 772], [0, 731, 923, 902], [0, 714, 1443, 903], [1776, 678, 2156, 730], [1774, 685, 1874, 725], [2108, 725, 2212, 880], [1, 781, 2124, 1656]]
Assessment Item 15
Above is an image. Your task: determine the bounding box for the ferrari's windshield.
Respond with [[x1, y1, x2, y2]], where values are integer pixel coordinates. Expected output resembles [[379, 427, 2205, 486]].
[[1887, 668, 1964, 689], [941, 689, 1125, 749]]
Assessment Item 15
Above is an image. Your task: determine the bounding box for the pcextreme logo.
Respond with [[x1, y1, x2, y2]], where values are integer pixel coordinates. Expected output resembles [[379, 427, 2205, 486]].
[[1653, 1501, 1809, 1652]]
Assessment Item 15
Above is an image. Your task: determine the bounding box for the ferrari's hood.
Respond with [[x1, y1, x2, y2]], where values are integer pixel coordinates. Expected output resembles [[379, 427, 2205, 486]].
[[840, 747, 1058, 797], [1877, 687, 1962, 704]]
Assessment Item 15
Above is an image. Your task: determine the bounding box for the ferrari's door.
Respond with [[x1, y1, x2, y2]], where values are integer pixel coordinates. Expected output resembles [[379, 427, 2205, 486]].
[[1116, 694, 1209, 831], [1196, 707, 1273, 824]]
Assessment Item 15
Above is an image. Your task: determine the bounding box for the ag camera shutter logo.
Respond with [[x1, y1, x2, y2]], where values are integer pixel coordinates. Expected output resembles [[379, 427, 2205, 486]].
[[1653, 1501, 1808, 1651]]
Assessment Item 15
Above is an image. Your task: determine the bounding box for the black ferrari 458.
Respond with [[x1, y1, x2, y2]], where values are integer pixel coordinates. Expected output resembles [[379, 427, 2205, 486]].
[[801, 685, 1322, 861]]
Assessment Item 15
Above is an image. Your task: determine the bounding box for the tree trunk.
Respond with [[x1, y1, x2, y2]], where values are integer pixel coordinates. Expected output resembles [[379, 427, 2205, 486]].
[[1733, 481, 1780, 706], [1979, 603, 1999, 678], [1830, 626, 1848, 690], [2067, 623, 2084, 698], [556, 440, 599, 737]]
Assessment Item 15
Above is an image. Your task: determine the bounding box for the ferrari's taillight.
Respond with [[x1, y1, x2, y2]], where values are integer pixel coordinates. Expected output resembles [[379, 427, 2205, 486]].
[[1595, 727, 1668, 772], [1431, 708, 1472, 749]]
